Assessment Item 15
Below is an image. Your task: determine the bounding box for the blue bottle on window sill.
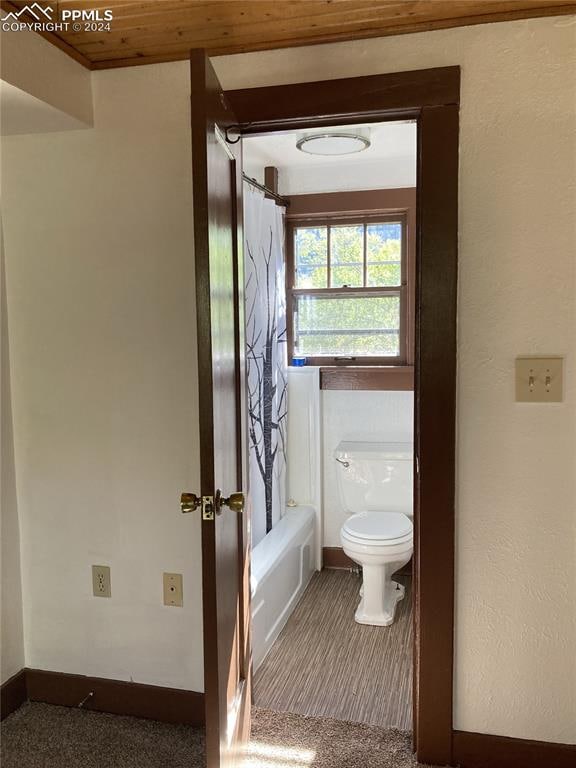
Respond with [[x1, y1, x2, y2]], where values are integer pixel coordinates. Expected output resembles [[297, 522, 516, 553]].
[[292, 356, 307, 367]]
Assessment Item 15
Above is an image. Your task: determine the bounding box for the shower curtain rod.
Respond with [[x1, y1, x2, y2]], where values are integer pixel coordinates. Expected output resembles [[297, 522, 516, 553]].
[[242, 173, 290, 207]]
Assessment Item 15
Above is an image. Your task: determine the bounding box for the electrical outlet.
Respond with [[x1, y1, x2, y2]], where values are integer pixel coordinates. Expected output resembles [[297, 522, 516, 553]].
[[163, 573, 183, 607], [92, 565, 111, 598]]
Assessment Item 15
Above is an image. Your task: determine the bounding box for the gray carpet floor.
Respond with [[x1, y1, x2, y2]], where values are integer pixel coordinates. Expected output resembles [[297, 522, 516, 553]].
[[0, 702, 204, 768], [1, 702, 438, 768], [254, 569, 413, 729]]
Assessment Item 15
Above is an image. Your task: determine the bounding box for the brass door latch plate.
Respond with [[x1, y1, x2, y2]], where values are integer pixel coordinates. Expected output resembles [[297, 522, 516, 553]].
[[202, 496, 214, 520]]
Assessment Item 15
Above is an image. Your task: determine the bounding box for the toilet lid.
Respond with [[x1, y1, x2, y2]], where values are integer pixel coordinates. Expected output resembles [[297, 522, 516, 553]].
[[343, 511, 412, 542]]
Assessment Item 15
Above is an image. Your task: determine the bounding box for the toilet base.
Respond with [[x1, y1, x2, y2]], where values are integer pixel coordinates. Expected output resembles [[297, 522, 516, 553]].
[[354, 580, 405, 626]]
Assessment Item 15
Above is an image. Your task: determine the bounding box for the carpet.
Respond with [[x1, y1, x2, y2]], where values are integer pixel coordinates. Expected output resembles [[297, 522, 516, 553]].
[[1, 702, 204, 768], [251, 707, 438, 767], [1, 702, 439, 767]]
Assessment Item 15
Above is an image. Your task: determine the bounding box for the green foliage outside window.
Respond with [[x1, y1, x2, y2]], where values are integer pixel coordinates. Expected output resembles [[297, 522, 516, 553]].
[[295, 223, 401, 289]]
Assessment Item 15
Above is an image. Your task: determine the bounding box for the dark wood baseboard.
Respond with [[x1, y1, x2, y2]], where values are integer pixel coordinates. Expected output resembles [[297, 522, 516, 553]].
[[322, 546, 356, 569], [1, 669, 27, 721], [24, 669, 204, 726], [453, 730, 576, 768], [322, 546, 413, 577]]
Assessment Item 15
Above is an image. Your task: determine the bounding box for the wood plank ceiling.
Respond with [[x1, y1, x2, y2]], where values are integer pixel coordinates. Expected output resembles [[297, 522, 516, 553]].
[[2, 0, 575, 70]]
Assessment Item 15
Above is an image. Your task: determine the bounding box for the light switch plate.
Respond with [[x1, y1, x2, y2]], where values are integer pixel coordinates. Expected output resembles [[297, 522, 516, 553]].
[[92, 565, 111, 598], [515, 356, 563, 402], [163, 573, 183, 607]]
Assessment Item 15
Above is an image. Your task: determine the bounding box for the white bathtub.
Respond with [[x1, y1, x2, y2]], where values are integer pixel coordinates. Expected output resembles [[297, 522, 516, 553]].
[[251, 505, 316, 671]]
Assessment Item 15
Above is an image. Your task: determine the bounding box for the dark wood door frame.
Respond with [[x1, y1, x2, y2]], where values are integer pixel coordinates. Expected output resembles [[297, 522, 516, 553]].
[[226, 65, 459, 767]]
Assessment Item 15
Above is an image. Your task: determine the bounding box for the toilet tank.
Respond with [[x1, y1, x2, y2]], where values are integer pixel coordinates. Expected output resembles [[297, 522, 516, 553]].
[[334, 441, 413, 517]]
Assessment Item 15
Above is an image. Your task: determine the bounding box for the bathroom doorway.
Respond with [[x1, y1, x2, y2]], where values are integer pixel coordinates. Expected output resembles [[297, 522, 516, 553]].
[[190, 54, 459, 767], [242, 119, 417, 733]]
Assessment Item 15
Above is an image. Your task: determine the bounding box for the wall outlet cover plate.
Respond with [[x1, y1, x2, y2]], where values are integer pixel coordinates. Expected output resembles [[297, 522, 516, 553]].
[[92, 565, 111, 598], [163, 572, 183, 607]]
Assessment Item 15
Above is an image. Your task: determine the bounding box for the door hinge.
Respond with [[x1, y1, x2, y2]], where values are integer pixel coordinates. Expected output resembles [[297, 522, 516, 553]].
[[202, 495, 215, 521]]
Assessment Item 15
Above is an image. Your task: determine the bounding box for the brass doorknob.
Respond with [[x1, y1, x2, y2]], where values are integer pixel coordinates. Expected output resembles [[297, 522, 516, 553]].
[[181, 492, 201, 514], [215, 490, 244, 514]]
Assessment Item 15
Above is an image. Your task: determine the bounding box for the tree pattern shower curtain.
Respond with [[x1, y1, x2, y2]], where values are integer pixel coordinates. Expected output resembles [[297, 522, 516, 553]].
[[244, 188, 287, 548]]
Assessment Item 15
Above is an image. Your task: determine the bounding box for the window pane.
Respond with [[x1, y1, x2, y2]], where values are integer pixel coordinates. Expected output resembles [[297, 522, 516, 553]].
[[295, 227, 328, 288], [295, 294, 400, 357], [366, 222, 402, 286], [330, 224, 364, 287]]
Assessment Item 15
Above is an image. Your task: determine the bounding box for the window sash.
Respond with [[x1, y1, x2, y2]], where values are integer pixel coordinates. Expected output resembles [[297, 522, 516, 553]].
[[292, 285, 405, 297], [292, 286, 406, 363], [292, 214, 405, 290], [286, 212, 409, 366]]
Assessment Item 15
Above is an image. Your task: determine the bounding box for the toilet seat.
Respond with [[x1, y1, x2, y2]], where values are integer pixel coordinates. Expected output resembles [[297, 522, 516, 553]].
[[342, 511, 412, 545]]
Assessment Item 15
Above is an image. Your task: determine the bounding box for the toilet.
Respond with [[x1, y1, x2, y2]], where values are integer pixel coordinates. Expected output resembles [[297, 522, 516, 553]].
[[335, 441, 413, 627]]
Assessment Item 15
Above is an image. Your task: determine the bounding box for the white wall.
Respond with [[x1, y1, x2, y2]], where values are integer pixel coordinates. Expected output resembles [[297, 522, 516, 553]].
[[277, 158, 414, 195], [322, 390, 414, 547], [243, 121, 417, 194], [244, 151, 416, 194], [2, 12, 575, 745], [1, 218, 25, 684], [286, 367, 322, 569], [0, 80, 89, 136], [213, 16, 576, 744], [0, 16, 93, 127], [2, 64, 203, 692]]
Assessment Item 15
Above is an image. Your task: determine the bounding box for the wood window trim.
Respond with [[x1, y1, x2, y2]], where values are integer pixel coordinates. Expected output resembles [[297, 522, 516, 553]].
[[320, 365, 414, 390], [285, 188, 416, 390]]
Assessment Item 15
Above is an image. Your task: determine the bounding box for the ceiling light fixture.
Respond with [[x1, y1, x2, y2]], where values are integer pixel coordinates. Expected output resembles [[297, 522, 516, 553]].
[[296, 129, 371, 156]]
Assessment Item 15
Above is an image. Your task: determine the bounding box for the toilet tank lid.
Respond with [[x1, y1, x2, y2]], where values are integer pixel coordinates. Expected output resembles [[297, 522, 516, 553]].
[[334, 441, 413, 461]]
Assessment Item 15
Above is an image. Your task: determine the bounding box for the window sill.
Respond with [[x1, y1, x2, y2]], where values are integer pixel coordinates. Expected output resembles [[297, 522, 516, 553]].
[[319, 365, 414, 391]]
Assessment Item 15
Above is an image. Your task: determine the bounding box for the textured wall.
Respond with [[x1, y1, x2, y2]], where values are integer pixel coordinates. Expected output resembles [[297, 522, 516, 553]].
[[214, 16, 576, 743], [2, 64, 203, 692]]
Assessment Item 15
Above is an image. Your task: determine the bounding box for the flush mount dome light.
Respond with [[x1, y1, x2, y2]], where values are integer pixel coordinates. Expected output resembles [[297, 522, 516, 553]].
[[296, 129, 371, 156]]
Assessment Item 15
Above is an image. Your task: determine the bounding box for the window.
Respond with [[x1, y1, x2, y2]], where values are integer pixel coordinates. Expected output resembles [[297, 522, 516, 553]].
[[286, 214, 408, 366]]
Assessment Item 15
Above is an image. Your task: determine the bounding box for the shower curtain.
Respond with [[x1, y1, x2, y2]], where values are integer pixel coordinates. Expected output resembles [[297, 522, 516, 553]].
[[244, 187, 287, 548]]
